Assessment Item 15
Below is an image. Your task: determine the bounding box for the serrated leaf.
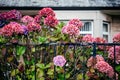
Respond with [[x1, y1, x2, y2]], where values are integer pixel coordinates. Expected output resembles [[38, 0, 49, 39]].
[[11, 69, 19, 77], [38, 36, 47, 43], [47, 69, 54, 75], [45, 63, 52, 69], [16, 46, 26, 56], [36, 63, 45, 69], [37, 69, 44, 77]]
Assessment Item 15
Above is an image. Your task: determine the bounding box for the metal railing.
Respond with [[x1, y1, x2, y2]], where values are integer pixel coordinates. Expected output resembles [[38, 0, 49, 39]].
[[0, 42, 120, 80]]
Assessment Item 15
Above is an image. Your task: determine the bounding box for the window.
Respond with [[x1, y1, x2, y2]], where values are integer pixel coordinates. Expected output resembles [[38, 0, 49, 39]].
[[103, 22, 110, 41], [80, 21, 93, 36]]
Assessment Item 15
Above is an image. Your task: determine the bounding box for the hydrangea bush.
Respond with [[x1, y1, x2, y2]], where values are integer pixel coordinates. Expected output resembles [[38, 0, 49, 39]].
[[0, 8, 120, 80]]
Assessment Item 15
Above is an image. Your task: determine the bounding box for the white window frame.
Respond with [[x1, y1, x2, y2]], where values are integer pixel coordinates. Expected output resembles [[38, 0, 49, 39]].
[[80, 20, 93, 36], [102, 22, 110, 42]]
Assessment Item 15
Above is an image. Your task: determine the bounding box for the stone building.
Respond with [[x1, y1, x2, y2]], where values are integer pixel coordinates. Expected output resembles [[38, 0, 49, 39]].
[[0, 0, 120, 42]]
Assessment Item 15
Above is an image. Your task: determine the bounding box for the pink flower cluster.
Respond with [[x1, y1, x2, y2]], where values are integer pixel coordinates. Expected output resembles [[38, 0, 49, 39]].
[[1, 22, 24, 36], [27, 22, 41, 32], [53, 55, 66, 67], [38, 7, 55, 17], [95, 61, 114, 78], [1, 23, 14, 36], [68, 19, 83, 28], [82, 34, 94, 43], [113, 32, 120, 43], [0, 9, 22, 20], [108, 46, 120, 64], [87, 55, 104, 67], [87, 55, 115, 78], [62, 18, 83, 36], [62, 24, 80, 36], [94, 37, 107, 50], [34, 15, 41, 23], [21, 15, 34, 24], [93, 37, 107, 43], [44, 15, 58, 27], [37, 8, 59, 27]]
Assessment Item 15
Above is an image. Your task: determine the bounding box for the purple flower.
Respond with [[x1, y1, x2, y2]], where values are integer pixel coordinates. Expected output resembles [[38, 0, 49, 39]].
[[53, 55, 66, 67], [21, 25, 28, 35]]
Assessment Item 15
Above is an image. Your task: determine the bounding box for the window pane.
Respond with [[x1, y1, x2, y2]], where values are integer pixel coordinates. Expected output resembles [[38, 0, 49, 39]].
[[81, 22, 91, 31], [103, 35, 108, 41], [103, 23, 108, 32]]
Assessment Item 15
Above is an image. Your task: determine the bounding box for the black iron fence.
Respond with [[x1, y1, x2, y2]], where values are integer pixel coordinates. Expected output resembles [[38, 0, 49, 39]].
[[0, 42, 120, 80]]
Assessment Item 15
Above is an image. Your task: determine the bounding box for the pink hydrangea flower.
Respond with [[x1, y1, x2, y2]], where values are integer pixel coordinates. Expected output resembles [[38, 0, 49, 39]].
[[62, 24, 80, 36], [93, 37, 107, 43], [113, 32, 120, 43], [0, 12, 8, 20], [34, 15, 41, 23], [95, 61, 114, 78], [68, 19, 83, 28], [53, 55, 66, 67], [0, 9, 22, 20], [108, 46, 120, 64], [44, 15, 58, 27], [93, 37, 107, 50], [27, 22, 41, 32], [82, 34, 94, 43], [38, 7, 55, 17], [21, 15, 34, 23], [87, 55, 104, 67], [1, 24, 14, 37], [61, 25, 68, 34], [9, 22, 24, 34], [7, 9, 22, 20]]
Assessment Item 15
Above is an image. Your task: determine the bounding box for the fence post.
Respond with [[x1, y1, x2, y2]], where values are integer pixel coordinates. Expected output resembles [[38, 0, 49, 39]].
[[113, 45, 116, 80], [93, 43, 96, 57]]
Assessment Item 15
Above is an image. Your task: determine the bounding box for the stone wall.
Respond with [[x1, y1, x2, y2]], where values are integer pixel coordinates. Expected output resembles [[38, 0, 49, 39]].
[[111, 16, 120, 40], [0, 0, 120, 7]]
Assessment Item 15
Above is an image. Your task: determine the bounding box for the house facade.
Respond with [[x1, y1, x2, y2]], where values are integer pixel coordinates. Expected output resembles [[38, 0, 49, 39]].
[[0, 0, 120, 42]]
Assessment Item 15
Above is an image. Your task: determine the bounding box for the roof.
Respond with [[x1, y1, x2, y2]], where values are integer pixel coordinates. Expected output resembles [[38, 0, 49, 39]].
[[0, 0, 120, 7]]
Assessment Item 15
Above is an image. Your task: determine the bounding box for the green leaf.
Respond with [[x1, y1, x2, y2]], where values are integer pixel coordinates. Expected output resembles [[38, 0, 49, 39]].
[[47, 69, 54, 76], [31, 47, 35, 52], [45, 63, 52, 69], [50, 37, 59, 41], [115, 65, 120, 72], [37, 77, 44, 80], [16, 75, 22, 80], [11, 69, 19, 77], [38, 36, 47, 43], [32, 76, 35, 80], [77, 73, 83, 80], [65, 73, 70, 79], [58, 73, 64, 80], [31, 66, 35, 71], [16, 46, 26, 56], [36, 63, 45, 69], [37, 69, 44, 77]]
